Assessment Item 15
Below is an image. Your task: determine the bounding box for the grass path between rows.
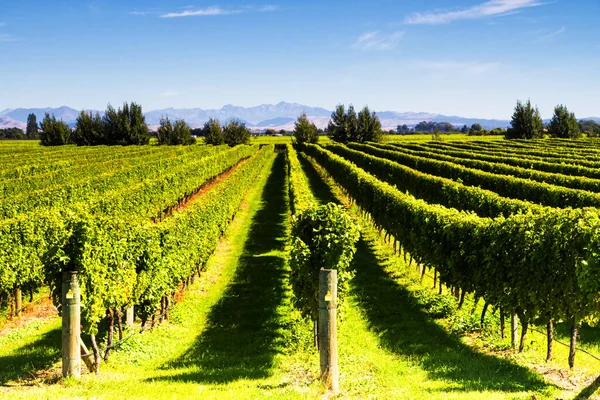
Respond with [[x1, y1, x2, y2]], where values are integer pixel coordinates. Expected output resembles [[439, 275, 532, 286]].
[[297, 152, 561, 399]]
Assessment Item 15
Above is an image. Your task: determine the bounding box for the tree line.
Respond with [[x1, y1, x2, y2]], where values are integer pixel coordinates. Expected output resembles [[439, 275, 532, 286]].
[[35, 102, 252, 147], [505, 100, 597, 139]]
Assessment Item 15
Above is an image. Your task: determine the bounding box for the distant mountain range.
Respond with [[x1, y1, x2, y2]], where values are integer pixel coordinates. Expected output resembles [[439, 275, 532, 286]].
[[1, 102, 599, 131]]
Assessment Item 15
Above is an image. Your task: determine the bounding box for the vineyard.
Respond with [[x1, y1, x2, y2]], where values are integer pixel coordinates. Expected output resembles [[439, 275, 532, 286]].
[[3, 138, 600, 399]]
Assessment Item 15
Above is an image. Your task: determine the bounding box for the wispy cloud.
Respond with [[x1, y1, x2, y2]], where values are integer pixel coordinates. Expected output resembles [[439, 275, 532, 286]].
[[405, 0, 545, 25], [0, 22, 5, 27], [0, 34, 17, 42], [160, 91, 180, 97], [156, 5, 280, 18], [129, 11, 150, 16], [259, 5, 279, 12], [534, 26, 565, 42], [354, 31, 404, 51], [160, 7, 239, 18], [413, 60, 499, 74]]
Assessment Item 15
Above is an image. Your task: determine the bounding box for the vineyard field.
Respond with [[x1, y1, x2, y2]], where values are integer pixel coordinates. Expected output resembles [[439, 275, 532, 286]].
[[4, 138, 600, 399]]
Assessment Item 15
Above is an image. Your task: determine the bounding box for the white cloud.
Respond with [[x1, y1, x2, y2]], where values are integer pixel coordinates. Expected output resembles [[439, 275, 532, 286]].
[[129, 11, 149, 16], [0, 22, 6, 27], [259, 5, 279, 12], [354, 31, 404, 51], [160, 91, 180, 97], [160, 7, 240, 18], [413, 60, 499, 74], [405, 0, 545, 25], [534, 26, 565, 42], [0, 34, 17, 42]]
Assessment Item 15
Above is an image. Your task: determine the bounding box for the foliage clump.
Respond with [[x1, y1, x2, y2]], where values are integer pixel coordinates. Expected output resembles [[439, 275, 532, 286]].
[[39, 112, 72, 146], [328, 104, 383, 144], [223, 119, 251, 147], [202, 118, 224, 145], [289, 203, 360, 322], [69, 102, 150, 146], [506, 99, 543, 139], [157, 116, 196, 145], [549, 104, 580, 139], [293, 112, 319, 144]]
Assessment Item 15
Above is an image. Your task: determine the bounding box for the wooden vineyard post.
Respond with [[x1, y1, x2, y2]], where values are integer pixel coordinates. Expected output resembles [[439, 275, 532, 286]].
[[319, 269, 339, 393], [62, 271, 81, 378], [126, 306, 135, 327]]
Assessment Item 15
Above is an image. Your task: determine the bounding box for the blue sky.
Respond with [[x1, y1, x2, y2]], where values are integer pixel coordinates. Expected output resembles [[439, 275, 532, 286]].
[[1, 0, 598, 119]]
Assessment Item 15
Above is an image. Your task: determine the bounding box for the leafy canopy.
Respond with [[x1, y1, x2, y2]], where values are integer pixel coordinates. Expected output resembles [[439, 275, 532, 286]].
[[202, 118, 225, 145], [549, 104, 580, 139], [289, 203, 360, 321], [293, 112, 319, 144], [506, 99, 543, 139], [39, 113, 71, 146], [223, 118, 251, 147], [157, 116, 196, 145], [328, 104, 383, 143]]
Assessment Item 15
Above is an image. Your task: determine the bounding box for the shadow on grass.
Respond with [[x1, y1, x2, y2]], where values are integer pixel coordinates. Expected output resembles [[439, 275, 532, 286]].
[[151, 152, 290, 384], [574, 374, 600, 399], [297, 153, 339, 205], [0, 326, 61, 385], [297, 148, 553, 395], [351, 235, 553, 394]]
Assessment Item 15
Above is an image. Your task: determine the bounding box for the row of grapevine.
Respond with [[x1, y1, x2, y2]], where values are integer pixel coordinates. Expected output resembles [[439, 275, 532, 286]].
[[424, 140, 600, 161], [0, 145, 227, 197], [42, 145, 274, 368], [0, 145, 252, 218], [351, 143, 600, 209], [0, 145, 258, 312], [286, 144, 316, 214], [286, 144, 359, 328], [301, 143, 600, 366], [379, 143, 600, 191], [392, 142, 600, 178], [324, 143, 540, 217]]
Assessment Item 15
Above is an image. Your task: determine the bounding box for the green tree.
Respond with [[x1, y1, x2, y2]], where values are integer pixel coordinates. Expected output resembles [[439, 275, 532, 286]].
[[202, 118, 224, 145], [39, 113, 71, 146], [293, 112, 319, 144], [0, 127, 25, 139], [223, 119, 251, 147], [73, 111, 104, 146], [329, 104, 384, 143], [102, 104, 121, 144], [507, 99, 543, 139], [328, 104, 348, 143], [264, 128, 278, 136], [26, 113, 38, 139], [578, 120, 600, 137], [157, 116, 195, 145], [461, 124, 469, 133], [346, 105, 359, 141], [397, 124, 410, 134], [548, 104, 580, 139], [121, 102, 150, 145], [469, 123, 483, 135], [101, 102, 149, 145], [356, 106, 383, 143]]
